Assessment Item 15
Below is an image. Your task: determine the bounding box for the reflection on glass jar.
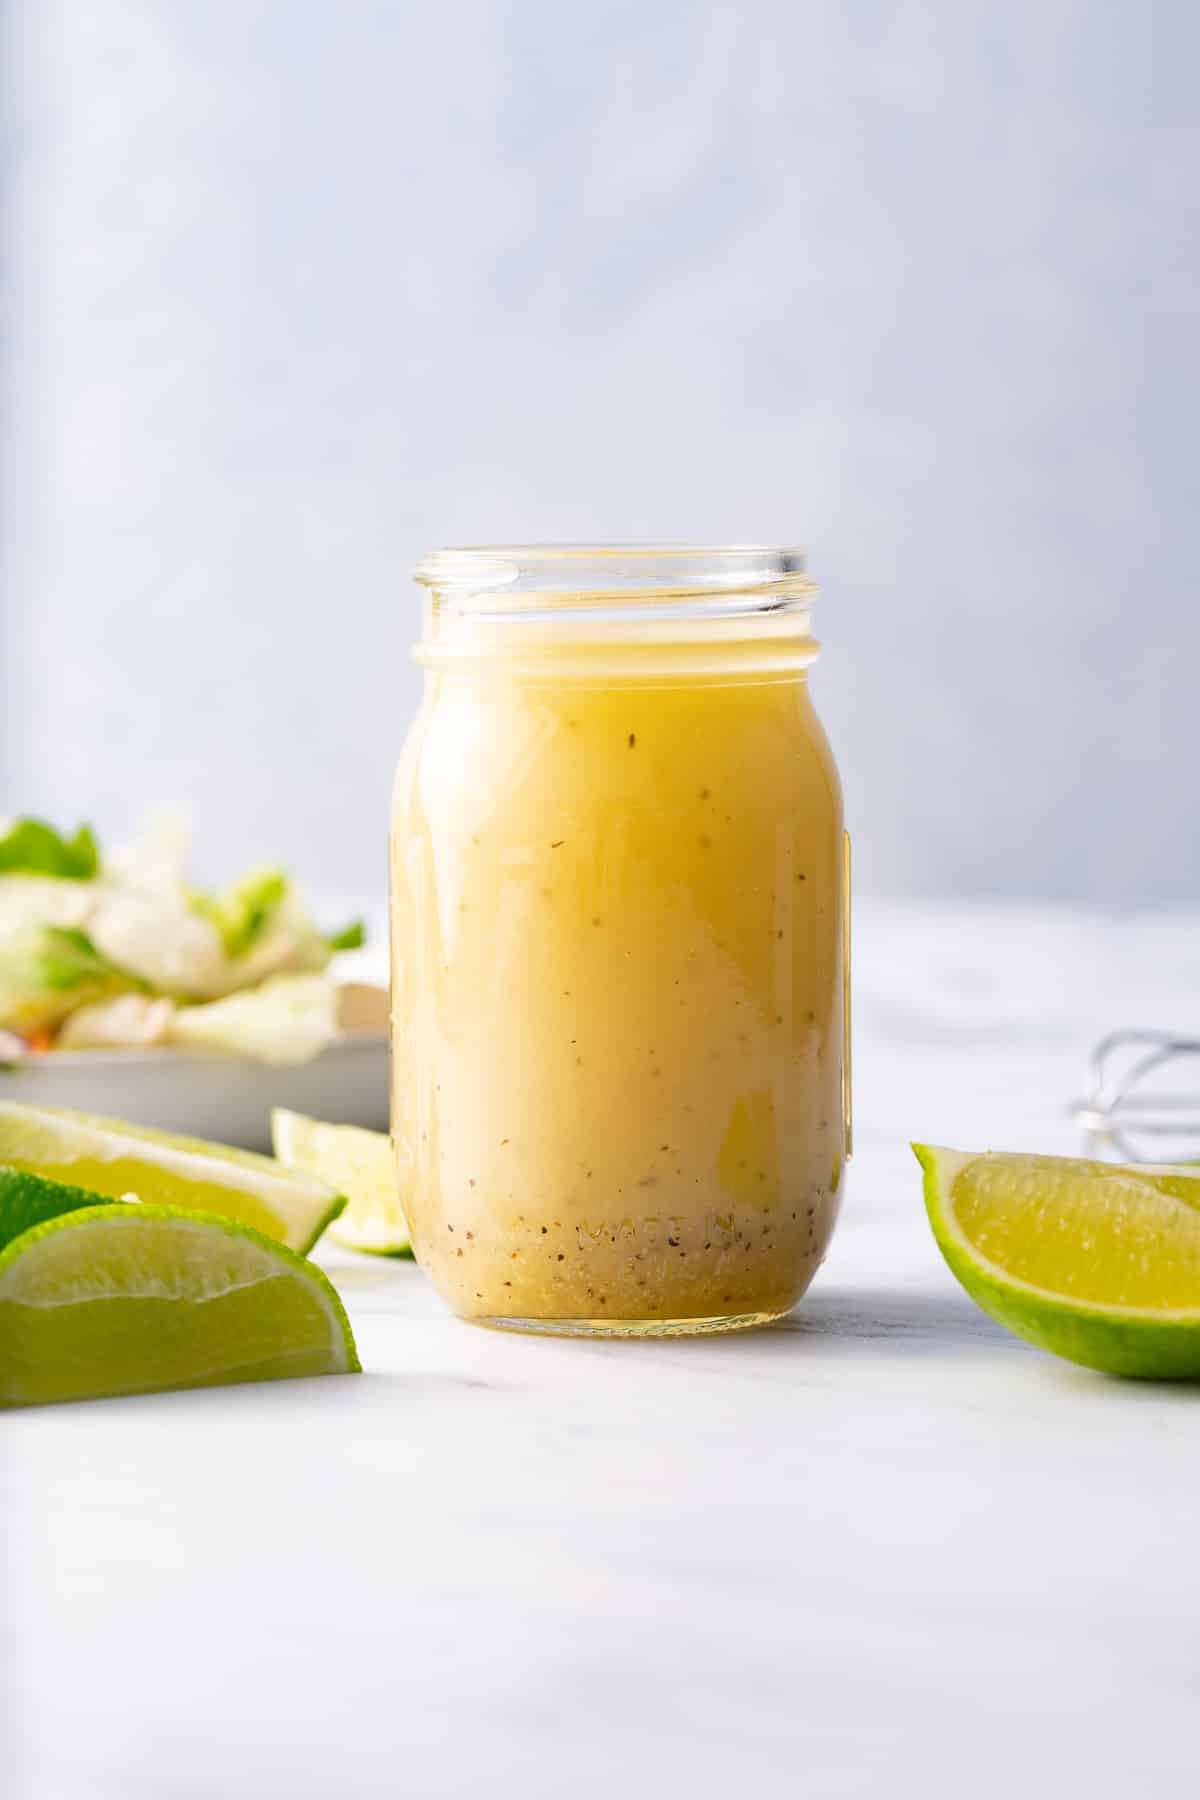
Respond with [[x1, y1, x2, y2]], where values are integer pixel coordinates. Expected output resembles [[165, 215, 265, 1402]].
[[390, 546, 849, 1335]]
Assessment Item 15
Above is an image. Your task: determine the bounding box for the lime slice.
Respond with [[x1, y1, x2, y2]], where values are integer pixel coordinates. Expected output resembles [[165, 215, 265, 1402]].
[[915, 1143, 1200, 1379], [0, 1101, 344, 1254], [272, 1109, 411, 1256], [0, 1203, 359, 1408]]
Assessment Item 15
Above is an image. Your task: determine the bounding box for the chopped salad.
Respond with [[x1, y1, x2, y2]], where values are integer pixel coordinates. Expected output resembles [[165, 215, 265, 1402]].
[[0, 815, 375, 1066]]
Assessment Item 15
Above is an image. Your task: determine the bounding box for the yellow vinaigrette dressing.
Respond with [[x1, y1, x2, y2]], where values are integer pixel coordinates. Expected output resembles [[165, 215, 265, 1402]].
[[391, 547, 849, 1335]]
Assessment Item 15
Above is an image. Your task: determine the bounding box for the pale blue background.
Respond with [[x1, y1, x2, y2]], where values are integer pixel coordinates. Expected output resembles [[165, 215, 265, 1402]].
[[3, 1, 1198, 901]]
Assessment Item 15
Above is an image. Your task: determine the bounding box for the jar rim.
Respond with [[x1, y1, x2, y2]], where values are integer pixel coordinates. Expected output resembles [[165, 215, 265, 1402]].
[[414, 543, 812, 604]]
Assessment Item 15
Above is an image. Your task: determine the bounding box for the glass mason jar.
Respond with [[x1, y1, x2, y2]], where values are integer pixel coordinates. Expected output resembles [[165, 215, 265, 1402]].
[[390, 546, 850, 1336]]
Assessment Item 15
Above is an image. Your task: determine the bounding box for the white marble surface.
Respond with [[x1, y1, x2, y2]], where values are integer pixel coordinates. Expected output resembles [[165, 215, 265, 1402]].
[[6, 903, 1200, 1799]]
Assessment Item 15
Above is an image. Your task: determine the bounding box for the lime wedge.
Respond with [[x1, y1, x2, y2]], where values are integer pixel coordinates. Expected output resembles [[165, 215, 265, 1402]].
[[915, 1143, 1200, 1379], [272, 1110, 411, 1256], [0, 1203, 359, 1408], [0, 1101, 344, 1254]]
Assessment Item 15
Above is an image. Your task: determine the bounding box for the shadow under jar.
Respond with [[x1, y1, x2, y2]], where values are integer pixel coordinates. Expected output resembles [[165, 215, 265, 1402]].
[[390, 546, 850, 1336]]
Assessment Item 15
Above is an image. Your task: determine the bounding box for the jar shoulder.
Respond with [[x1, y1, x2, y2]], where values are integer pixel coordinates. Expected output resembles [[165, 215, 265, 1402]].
[[395, 679, 841, 820]]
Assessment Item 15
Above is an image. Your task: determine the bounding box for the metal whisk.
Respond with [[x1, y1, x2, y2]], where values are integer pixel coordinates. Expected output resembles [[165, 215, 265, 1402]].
[[1073, 1029, 1200, 1164]]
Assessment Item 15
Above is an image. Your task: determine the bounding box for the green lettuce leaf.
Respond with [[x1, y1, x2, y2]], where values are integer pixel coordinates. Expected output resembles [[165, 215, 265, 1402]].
[[0, 819, 100, 880], [37, 927, 151, 995], [0, 924, 149, 1033], [190, 868, 289, 959], [327, 920, 366, 952]]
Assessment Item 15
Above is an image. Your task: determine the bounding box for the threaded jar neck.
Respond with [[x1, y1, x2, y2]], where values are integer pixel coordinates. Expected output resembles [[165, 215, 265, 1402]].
[[413, 545, 819, 678]]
